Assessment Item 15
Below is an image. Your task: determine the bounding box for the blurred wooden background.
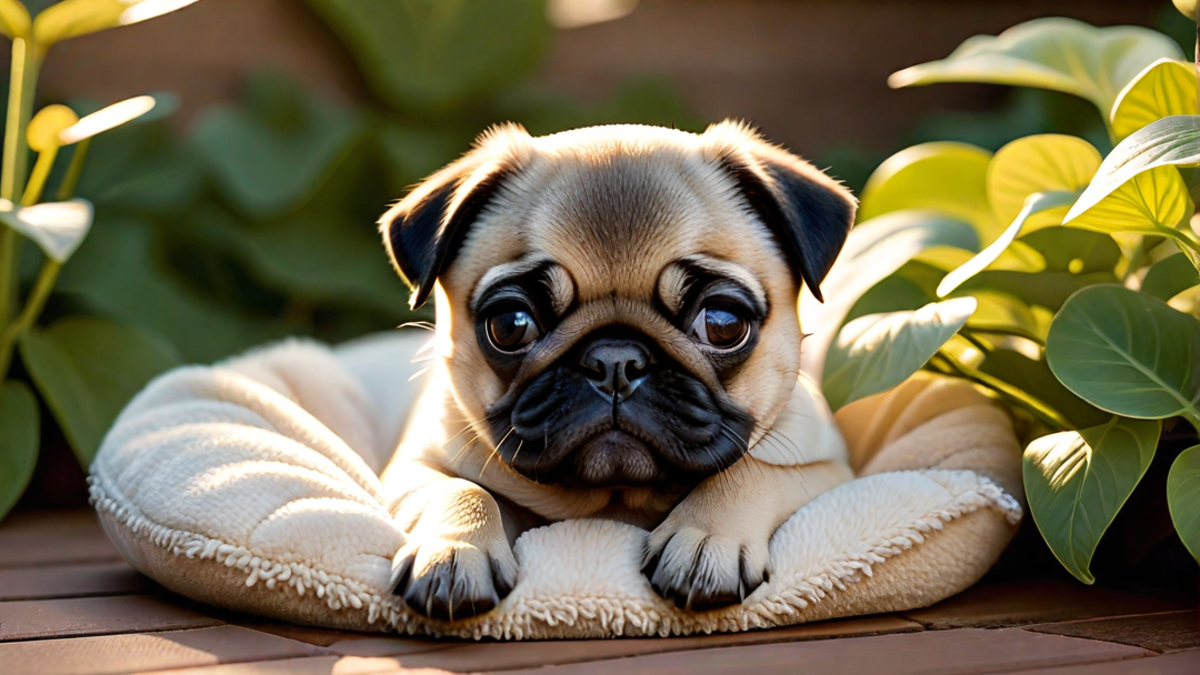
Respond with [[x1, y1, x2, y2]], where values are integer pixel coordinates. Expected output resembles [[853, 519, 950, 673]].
[[25, 0, 1168, 158]]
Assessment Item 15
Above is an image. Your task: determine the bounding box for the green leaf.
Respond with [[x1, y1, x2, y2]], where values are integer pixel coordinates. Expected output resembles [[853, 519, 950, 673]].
[[1023, 416, 1161, 583], [1046, 285, 1200, 422], [18, 316, 183, 466], [823, 297, 977, 411], [31, 0, 198, 47], [1167, 444, 1200, 562], [1142, 253, 1200, 301], [888, 17, 1184, 117], [0, 380, 38, 521], [303, 0, 551, 114], [987, 134, 1100, 231], [857, 142, 998, 241], [799, 211, 979, 378], [1064, 115, 1200, 231], [189, 71, 367, 220], [60, 94, 159, 146], [1067, 164, 1192, 236], [979, 349, 1109, 428], [938, 191, 1079, 297], [1110, 59, 1197, 141], [0, 198, 92, 263]]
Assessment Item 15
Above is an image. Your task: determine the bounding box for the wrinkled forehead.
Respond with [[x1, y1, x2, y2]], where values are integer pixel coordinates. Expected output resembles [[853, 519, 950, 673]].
[[452, 147, 783, 304]]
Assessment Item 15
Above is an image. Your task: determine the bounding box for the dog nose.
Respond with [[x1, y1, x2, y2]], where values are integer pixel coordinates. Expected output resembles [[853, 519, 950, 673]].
[[580, 338, 653, 402]]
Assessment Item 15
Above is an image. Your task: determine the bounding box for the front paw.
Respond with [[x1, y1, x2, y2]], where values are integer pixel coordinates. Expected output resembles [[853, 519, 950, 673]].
[[641, 525, 769, 611], [391, 536, 517, 621]]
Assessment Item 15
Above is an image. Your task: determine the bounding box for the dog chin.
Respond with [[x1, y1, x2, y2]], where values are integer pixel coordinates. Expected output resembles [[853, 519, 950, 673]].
[[567, 430, 659, 487]]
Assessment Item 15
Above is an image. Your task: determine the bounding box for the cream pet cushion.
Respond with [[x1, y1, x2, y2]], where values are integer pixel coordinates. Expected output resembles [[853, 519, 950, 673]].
[[89, 331, 1022, 639]]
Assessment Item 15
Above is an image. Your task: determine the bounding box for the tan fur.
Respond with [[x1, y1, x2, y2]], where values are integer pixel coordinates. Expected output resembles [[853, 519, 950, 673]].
[[379, 121, 858, 618]]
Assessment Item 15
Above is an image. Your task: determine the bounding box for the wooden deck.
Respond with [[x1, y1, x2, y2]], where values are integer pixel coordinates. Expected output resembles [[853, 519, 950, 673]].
[[1, 509, 1197, 674]]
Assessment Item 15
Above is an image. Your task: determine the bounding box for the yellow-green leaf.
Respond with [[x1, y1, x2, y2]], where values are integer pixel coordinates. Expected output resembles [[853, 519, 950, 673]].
[[1068, 164, 1191, 235], [1111, 59, 1197, 141], [987, 134, 1099, 231], [26, 104, 79, 153], [858, 142, 999, 241], [1173, 0, 1200, 22], [59, 95, 156, 145], [32, 0, 199, 48], [888, 18, 1184, 117], [0, 0, 31, 39]]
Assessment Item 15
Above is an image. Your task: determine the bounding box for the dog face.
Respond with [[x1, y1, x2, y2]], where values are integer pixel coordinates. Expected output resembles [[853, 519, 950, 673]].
[[381, 122, 855, 492]]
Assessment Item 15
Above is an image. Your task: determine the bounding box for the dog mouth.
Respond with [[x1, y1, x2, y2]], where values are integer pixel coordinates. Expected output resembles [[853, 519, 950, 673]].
[[570, 429, 658, 487]]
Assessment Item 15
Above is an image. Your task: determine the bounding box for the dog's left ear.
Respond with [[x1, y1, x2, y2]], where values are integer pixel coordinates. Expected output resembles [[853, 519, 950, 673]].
[[711, 123, 857, 302]]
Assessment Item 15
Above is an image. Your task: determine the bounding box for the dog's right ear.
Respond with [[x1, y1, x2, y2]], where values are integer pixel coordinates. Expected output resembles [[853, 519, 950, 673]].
[[379, 149, 515, 310]]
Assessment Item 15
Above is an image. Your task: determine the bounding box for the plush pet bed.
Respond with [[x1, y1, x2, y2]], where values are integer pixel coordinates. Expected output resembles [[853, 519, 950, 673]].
[[90, 331, 1022, 639]]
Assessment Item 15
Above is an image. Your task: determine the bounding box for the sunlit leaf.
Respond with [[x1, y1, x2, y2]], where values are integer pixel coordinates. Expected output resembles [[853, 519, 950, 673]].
[[303, 0, 551, 114], [19, 316, 182, 466], [1068, 164, 1191, 236], [31, 0, 199, 47], [0, 0, 31, 39], [888, 18, 1183, 117], [967, 291, 1043, 342], [799, 210, 979, 380], [1142, 253, 1200, 300], [1173, 0, 1200, 22], [1046, 285, 1200, 422], [0, 198, 92, 263], [858, 142, 997, 240], [0, 380, 38, 521], [823, 297, 977, 410], [939, 191, 1079, 297], [987, 134, 1100, 230], [1167, 444, 1200, 562], [26, 104, 79, 153], [1064, 115, 1200, 231], [1024, 417, 1160, 583], [60, 95, 156, 145], [1111, 59, 1197, 141]]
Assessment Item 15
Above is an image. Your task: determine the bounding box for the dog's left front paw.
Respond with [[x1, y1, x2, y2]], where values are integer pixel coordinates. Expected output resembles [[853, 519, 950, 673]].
[[641, 524, 769, 611]]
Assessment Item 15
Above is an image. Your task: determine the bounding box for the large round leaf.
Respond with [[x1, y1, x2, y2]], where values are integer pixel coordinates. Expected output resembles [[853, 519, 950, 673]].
[[1110, 59, 1197, 141], [1023, 417, 1161, 583], [1064, 115, 1200, 228], [823, 297, 977, 411], [1167, 444, 1200, 562], [19, 316, 183, 467], [0, 380, 38, 521], [1046, 285, 1200, 423], [303, 0, 551, 114], [1142, 253, 1200, 301], [987, 134, 1099, 230], [857, 143, 997, 240], [887, 18, 1183, 117]]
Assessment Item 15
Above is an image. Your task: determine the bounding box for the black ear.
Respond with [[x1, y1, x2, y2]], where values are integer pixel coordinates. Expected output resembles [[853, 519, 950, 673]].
[[719, 140, 856, 303], [379, 157, 512, 309]]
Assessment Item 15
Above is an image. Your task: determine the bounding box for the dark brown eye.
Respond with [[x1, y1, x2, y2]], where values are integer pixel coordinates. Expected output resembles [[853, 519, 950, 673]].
[[690, 307, 749, 350], [487, 310, 540, 352]]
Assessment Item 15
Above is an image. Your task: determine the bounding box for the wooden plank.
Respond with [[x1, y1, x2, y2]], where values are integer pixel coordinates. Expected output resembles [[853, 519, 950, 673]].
[[138, 654, 454, 674], [0, 510, 121, 569], [0, 562, 149, 601], [0, 595, 222, 641], [1006, 649, 1200, 675], [0, 625, 325, 675], [901, 580, 1184, 629], [495, 627, 1152, 675], [1028, 611, 1200, 654], [370, 615, 920, 671], [231, 619, 385, 648]]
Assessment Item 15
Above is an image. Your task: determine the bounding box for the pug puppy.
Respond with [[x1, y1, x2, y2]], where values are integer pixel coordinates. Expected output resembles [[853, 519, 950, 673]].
[[378, 121, 857, 621]]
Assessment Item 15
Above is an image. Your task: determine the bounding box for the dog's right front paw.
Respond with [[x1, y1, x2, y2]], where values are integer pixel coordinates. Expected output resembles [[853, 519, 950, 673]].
[[391, 536, 517, 621]]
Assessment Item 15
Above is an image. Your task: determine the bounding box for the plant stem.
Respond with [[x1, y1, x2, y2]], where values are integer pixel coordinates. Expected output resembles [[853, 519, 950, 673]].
[[56, 139, 90, 202], [0, 37, 41, 333], [0, 259, 59, 380], [936, 347, 1074, 431], [20, 146, 57, 207]]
